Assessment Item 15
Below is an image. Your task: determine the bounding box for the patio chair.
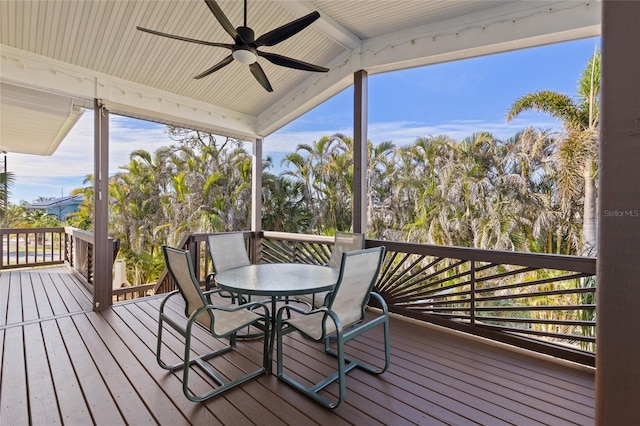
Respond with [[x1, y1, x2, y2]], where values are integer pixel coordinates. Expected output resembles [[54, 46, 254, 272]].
[[298, 232, 365, 309], [275, 246, 390, 409], [157, 245, 269, 402], [205, 232, 269, 337], [205, 232, 251, 296]]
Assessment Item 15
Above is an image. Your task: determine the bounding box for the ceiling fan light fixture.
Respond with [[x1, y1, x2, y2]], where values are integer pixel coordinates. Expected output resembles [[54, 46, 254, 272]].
[[233, 48, 257, 65]]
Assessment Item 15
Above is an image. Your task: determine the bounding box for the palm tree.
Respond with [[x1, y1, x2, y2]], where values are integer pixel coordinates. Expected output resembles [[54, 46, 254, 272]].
[[501, 128, 556, 253], [262, 174, 311, 232], [397, 135, 461, 246], [282, 134, 347, 232], [367, 140, 396, 238], [0, 169, 15, 221], [67, 175, 95, 230], [507, 49, 600, 256]]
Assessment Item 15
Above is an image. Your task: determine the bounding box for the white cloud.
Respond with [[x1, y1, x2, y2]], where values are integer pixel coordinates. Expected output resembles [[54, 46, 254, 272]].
[[7, 112, 173, 202], [9, 113, 171, 179], [263, 117, 559, 155]]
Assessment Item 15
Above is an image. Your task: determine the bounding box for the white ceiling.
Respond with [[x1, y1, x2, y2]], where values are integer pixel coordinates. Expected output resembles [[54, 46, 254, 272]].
[[0, 0, 600, 155]]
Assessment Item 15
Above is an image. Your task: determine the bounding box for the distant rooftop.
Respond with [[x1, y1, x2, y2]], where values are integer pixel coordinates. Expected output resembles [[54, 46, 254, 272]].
[[27, 194, 83, 209]]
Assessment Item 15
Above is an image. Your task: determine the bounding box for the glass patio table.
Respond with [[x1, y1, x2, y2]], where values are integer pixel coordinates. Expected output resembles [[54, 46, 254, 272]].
[[214, 263, 339, 371]]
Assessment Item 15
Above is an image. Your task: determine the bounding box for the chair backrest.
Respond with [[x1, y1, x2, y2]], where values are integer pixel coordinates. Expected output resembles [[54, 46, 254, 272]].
[[327, 232, 365, 269], [207, 233, 251, 273], [326, 246, 385, 327], [162, 245, 213, 329]]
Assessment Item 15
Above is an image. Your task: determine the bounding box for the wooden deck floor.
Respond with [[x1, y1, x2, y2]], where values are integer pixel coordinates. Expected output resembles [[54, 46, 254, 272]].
[[1, 266, 595, 425]]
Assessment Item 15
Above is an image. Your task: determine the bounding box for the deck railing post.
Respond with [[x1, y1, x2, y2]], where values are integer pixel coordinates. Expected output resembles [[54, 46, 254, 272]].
[[251, 231, 262, 264], [470, 261, 476, 325], [188, 236, 200, 278], [0, 229, 4, 270]]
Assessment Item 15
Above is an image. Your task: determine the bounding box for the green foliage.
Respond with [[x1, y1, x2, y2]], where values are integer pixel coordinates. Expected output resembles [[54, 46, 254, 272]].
[[49, 50, 600, 290], [0, 170, 15, 222], [506, 49, 600, 256], [101, 131, 255, 284], [8, 207, 62, 228]]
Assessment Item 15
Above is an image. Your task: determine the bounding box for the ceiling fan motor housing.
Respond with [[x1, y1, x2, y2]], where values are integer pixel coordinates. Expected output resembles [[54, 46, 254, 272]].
[[236, 26, 255, 44]]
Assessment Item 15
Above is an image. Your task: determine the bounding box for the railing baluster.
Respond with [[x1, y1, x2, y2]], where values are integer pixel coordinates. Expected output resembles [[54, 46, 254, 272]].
[[470, 260, 476, 326]]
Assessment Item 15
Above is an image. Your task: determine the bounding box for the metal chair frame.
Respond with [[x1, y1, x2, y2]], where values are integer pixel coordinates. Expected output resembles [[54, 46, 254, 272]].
[[275, 246, 390, 409], [158, 245, 270, 402]]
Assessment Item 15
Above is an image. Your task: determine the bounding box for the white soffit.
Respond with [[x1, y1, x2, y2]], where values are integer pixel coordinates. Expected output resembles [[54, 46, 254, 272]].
[[0, 82, 84, 155]]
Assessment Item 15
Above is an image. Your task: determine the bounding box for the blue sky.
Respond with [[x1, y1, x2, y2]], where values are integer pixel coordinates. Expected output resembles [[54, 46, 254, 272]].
[[8, 36, 599, 204]]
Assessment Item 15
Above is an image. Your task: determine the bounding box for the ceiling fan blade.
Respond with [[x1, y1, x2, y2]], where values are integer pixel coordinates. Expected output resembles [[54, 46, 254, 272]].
[[137, 26, 234, 49], [254, 11, 320, 47], [249, 62, 273, 92], [259, 52, 329, 73], [193, 54, 234, 79], [204, 0, 244, 43]]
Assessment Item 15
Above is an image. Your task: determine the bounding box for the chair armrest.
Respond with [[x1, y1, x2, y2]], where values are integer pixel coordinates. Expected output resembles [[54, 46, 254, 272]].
[[204, 273, 236, 303], [205, 273, 215, 291], [203, 287, 225, 297], [208, 298, 270, 316], [158, 289, 183, 314], [278, 303, 324, 318], [276, 304, 344, 337], [367, 292, 388, 314]]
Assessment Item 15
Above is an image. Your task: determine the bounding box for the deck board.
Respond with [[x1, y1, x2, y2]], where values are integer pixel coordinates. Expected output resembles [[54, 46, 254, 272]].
[[385, 335, 584, 424], [31, 270, 55, 320], [57, 269, 94, 311], [20, 272, 39, 322], [0, 326, 29, 425], [23, 322, 62, 425], [40, 318, 95, 425], [0, 267, 595, 425], [0, 271, 9, 326], [6, 271, 23, 324]]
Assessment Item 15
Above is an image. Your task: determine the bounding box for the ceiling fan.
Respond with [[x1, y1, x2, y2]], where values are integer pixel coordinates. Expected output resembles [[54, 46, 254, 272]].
[[137, 0, 329, 92]]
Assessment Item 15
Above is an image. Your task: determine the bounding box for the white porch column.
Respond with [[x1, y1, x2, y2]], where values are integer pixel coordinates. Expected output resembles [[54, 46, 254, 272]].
[[596, 0, 640, 423]]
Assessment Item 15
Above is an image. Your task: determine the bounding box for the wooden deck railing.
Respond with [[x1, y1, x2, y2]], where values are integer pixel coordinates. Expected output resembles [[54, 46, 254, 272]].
[[0, 227, 147, 304], [153, 230, 596, 366], [0, 227, 66, 268], [259, 231, 597, 366], [112, 283, 156, 302]]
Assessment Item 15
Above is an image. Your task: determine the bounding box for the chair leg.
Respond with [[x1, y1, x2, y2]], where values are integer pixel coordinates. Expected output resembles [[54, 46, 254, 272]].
[[157, 315, 268, 403], [324, 316, 390, 375], [276, 312, 347, 409], [281, 316, 390, 408], [157, 316, 234, 372]]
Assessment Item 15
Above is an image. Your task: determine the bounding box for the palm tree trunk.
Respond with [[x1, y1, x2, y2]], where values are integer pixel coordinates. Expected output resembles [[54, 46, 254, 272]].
[[582, 158, 597, 256]]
